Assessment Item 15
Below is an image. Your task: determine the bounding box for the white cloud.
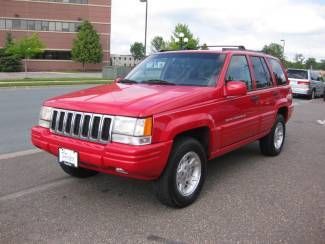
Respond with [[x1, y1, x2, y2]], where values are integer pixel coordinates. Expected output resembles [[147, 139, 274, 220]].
[[111, 0, 325, 60]]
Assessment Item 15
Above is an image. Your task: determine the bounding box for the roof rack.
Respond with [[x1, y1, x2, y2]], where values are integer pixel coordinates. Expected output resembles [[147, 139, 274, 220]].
[[198, 45, 246, 51]]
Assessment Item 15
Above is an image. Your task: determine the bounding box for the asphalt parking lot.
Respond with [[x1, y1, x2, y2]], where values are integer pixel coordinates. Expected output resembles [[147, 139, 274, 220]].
[[0, 86, 324, 243]]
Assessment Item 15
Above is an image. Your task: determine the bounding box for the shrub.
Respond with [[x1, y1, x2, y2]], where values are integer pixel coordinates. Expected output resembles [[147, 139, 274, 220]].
[[0, 49, 22, 72]]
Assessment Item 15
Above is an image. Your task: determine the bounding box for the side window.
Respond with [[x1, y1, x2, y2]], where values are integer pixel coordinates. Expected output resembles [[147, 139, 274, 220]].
[[269, 59, 287, 86], [226, 55, 252, 90], [310, 71, 317, 81], [251, 56, 273, 89]]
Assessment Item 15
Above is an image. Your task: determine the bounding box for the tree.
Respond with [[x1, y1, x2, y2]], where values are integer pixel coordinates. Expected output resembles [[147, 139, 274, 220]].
[[4, 32, 14, 49], [72, 20, 103, 71], [7, 33, 44, 74], [294, 53, 305, 64], [262, 43, 285, 62], [318, 60, 325, 70], [151, 36, 166, 53], [305, 58, 317, 69], [130, 42, 145, 60], [200, 43, 209, 50], [168, 23, 199, 50]]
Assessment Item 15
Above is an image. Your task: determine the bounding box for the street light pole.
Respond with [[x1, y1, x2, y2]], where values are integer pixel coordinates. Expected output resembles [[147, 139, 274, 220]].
[[281, 39, 285, 54], [140, 0, 148, 56]]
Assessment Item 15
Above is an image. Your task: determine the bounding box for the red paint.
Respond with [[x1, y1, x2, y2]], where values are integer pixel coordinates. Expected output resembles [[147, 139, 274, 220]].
[[31, 50, 293, 180]]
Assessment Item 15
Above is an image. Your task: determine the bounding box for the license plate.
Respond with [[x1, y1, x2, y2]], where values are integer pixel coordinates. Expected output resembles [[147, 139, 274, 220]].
[[59, 148, 78, 168]]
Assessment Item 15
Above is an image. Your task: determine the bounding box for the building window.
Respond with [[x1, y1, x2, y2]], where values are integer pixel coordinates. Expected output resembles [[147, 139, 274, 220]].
[[5, 19, 12, 29], [34, 50, 72, 60], [35, 21, 42, 31], [27, 20, 35, 30], [0, 19, 5, 29], [0, 18, 82, 33], [55, 22, 62, 31], [41, 21, 49, 31], [30, 0, 89, 4], [49, 22, 55, 31]]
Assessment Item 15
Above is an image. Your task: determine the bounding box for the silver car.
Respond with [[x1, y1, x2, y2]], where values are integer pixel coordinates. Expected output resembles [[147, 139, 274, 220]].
[[288, 69, 325, 99]]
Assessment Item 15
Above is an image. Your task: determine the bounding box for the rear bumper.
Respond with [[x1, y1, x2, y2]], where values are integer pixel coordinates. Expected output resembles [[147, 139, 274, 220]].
[[31, 126, 173, 180], [292, 87, 310, 95]]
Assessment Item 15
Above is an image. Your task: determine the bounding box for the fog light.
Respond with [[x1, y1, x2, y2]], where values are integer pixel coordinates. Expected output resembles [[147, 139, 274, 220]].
[[115, 168, 128, 174]]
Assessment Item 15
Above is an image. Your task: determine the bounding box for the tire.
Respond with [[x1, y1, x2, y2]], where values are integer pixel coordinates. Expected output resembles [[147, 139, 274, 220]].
[[60, 163, 98, 178], [308, 89, 315, 100], [154, 137, 207, 208], [259, 114, 286, 156]]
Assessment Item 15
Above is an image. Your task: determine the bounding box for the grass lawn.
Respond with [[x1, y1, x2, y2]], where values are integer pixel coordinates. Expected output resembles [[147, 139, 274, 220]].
[[0, 78, 112, 87]]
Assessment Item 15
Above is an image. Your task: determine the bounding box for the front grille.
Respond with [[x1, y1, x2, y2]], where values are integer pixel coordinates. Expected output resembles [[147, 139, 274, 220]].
[[50, 109, 113, 143]]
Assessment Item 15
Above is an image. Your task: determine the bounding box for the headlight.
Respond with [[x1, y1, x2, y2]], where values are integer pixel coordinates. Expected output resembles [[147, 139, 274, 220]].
[[112, 116, 152, 145], [39, 106, 53, 128]]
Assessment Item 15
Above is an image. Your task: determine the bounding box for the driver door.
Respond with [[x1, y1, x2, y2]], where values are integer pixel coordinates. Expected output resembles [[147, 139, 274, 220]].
[[219, 55, 260, 148]]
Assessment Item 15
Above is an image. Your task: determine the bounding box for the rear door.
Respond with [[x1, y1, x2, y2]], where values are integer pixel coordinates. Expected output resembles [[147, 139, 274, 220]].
[[310, 71, 323, 96], [249, 56, 277, 133], [219, 54, 260, 148]]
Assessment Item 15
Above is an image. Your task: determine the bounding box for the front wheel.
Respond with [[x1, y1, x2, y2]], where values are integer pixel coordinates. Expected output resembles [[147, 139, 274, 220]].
[[154, 137, 207, 208], [259, 114, 286, 156]]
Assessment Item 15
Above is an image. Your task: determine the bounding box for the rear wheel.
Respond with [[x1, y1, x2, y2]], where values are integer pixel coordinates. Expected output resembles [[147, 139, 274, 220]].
[[154, 137, 207, 208], [309, 89, 316, 100], [260, 114, 286, 156], [60, 164, 98, 178]]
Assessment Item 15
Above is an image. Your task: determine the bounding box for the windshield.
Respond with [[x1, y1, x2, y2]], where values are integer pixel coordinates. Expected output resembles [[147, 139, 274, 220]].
[[287, 69, 308, 79], [125, 53, 226, 87]]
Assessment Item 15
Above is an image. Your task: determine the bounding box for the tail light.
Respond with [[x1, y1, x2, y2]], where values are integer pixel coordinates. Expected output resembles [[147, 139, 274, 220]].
[[297, 81, 310, 85]]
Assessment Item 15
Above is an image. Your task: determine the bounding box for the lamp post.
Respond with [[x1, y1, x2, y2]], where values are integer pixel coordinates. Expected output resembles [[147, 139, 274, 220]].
[[175, 32, 188, 50], [140, 0, 148, 56], [280, 39, 285, 54]]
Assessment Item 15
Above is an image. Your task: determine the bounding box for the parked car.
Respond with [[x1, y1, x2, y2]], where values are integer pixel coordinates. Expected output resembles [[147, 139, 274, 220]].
[[287, 69, 325, 99], [31, 47, 293, 208]]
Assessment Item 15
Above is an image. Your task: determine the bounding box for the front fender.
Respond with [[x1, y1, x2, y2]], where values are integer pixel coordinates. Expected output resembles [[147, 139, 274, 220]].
[[155, 113, 215, 142]]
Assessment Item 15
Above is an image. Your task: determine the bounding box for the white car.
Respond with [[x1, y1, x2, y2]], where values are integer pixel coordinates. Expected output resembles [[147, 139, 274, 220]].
[[288, 69, 325, 99]]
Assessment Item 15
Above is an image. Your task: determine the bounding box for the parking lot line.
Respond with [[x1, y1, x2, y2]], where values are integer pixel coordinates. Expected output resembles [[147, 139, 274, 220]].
[[0, 177, 73, 203], [0, 149, 41, 161]]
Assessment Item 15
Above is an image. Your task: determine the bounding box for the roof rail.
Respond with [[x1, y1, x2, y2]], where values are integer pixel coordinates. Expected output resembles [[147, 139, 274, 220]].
[[198, 45, 246, 50]]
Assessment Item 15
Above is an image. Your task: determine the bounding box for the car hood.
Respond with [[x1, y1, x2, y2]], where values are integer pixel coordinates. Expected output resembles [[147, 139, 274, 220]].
[[44, 83, 218, 117]]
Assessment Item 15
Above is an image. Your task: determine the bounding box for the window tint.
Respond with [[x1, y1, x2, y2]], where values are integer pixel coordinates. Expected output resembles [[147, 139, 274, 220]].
[[226, 55, 252, 90], [269, 59, 287, 86], [1, 18, 80, 33], [287, 69, 308, 79], [311, 71, 322, 81], [126, 53, 226, 87], [251, 57, 273, 89]]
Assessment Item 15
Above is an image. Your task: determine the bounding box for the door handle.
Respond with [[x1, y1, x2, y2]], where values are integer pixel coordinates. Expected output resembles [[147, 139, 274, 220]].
[[250, 95, 259, 102]]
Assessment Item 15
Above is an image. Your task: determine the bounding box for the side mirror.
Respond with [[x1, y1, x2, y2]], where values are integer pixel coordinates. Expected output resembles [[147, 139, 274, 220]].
[[226, 81, 247, 96], [114, 76, 122, 83]]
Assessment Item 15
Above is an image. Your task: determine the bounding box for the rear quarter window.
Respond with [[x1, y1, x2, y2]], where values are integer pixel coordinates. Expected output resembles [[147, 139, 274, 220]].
[[269, 59, 287, 86]]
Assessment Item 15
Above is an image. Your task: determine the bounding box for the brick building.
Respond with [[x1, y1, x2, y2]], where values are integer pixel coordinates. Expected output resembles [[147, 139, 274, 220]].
[[0, 0, 111, 71]]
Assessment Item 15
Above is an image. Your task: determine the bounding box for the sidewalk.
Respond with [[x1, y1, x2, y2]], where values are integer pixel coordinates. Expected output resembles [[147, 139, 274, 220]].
[[0, 72, 102, 80]]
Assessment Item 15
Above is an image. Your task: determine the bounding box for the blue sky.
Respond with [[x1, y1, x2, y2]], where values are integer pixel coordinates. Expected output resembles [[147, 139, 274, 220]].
[[111, 0, 325, 61]]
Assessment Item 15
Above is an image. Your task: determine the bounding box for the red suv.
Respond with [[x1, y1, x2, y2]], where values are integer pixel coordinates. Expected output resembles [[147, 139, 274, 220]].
[[32, 47, 293, 208]]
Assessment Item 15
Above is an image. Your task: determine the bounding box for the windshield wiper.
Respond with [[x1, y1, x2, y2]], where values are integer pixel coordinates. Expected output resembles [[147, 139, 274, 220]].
[[119, 79, 139, 84], [141, 79, 176, 85]]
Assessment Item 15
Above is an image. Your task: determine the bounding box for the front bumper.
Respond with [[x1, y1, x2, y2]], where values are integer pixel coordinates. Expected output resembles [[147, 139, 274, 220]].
[[31, 126, 173, 180]]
